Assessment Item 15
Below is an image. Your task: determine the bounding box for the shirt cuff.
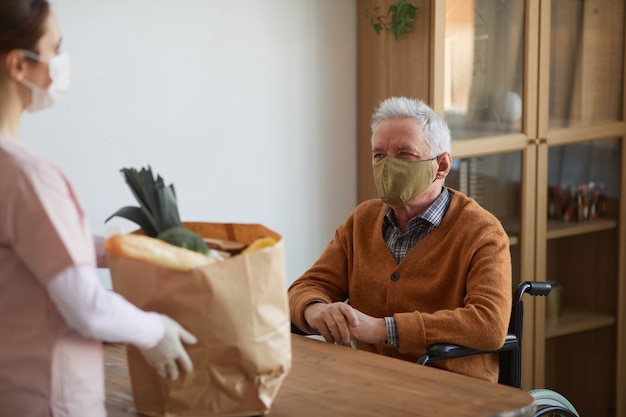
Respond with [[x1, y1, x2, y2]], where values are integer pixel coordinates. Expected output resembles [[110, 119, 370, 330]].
[[384, 316, 399, 347]]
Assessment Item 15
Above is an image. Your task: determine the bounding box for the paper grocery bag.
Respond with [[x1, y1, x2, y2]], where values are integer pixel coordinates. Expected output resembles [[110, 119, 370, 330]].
[[108, 222, 291, 417]]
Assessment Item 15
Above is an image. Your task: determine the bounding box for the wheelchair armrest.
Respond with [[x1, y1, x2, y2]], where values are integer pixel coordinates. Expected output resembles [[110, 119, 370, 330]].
[[417, 333, 518, 365], [291, 322, 309, 336], [500, 333, 519, 351], [417, 344, 485, 365]]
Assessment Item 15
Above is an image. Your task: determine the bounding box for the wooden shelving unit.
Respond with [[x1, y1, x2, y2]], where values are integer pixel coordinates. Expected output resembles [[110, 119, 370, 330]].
[[545, 309, 616, 339], [546, 218, 618, 240], [357, 1, 626, 416]]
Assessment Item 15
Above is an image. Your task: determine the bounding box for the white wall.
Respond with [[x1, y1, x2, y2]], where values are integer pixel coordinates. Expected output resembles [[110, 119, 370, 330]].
[[20, 1, 357, 287]]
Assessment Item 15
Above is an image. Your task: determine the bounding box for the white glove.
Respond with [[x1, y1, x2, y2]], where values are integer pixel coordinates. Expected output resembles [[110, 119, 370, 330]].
[[140, 314, 197, 380]]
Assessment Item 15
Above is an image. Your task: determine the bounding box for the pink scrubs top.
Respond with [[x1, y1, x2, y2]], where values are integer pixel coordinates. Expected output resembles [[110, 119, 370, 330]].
[[0, 135, 105, 416]]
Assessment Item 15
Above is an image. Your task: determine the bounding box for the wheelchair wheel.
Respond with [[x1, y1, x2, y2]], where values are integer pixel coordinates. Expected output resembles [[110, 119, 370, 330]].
[[529, 389, 580, 417]]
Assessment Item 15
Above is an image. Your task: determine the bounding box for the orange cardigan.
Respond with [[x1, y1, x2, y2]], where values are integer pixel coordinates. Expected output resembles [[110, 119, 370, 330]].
[[288, 189, 512, 382]]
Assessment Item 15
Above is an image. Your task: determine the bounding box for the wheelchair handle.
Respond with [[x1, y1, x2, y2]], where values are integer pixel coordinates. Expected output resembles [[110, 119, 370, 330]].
[[514, 281, 552, 305]]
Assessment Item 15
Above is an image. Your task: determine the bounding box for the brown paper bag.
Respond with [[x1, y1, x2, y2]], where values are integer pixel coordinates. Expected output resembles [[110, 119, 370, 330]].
[[108, 222, 292, 417]]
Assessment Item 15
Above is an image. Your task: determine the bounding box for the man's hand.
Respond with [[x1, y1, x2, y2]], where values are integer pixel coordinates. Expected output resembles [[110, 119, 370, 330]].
[[349, 309, 388, 345], [304, 303, 388, 346], [304, 302, 359, 346]]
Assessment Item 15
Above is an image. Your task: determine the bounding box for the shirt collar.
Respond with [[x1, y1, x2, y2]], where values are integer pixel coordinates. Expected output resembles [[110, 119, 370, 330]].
[[383, 187, 450, 228]]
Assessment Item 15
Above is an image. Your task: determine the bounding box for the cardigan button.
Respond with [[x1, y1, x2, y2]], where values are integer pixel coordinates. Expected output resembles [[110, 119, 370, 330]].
[[390, 272, 400, 281]]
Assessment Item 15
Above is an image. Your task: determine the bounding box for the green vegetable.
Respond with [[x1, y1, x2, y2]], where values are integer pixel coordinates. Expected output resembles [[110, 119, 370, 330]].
[[158, 226, 209, 255], [106, 166, 209, 254]]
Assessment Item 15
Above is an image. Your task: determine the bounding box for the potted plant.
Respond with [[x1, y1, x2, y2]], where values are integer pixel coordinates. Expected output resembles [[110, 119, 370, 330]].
[[365, 0, 420, 41]]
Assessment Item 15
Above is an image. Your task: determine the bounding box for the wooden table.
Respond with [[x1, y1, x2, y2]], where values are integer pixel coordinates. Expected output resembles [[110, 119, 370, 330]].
[[105, 334, 536, 417]]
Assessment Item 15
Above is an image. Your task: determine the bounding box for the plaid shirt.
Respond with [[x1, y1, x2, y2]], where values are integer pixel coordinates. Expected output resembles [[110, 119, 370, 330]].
[[382, 187, 451, 263], [383, 188, 451, 347]]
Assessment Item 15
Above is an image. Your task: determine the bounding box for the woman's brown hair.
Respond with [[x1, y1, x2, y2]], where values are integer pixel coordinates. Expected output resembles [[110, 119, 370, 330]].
[[0, 0, 50, 55]]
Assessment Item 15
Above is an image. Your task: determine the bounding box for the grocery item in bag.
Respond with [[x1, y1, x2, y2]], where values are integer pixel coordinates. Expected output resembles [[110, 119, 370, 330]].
[[107, 222, 291, 417]]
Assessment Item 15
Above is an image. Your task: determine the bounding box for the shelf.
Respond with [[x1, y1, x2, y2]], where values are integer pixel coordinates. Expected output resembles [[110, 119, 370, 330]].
[[545, 308, 615, 339], [499, 217, 617, 245], [546, 218, 617, 240]]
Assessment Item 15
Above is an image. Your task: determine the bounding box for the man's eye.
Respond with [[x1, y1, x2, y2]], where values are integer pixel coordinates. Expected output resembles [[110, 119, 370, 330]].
[[373, 153, 384, 161]]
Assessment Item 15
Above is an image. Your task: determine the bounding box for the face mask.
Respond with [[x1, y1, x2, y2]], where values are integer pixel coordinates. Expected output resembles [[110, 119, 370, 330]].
[[373, 156, 436, 206], [19, 50, 71, 112]]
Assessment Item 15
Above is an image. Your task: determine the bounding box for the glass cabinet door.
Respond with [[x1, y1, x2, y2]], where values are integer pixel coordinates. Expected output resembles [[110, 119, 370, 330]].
[[537, 1, 625, 415], [444, 0, 526, 140], [441, 0, 535, 277], [442, 0, 531, 254], [548, 0, 624, 128], [543, 138, 621, 416], [441, 1, 626, 413], [441, 0, 537, 389]]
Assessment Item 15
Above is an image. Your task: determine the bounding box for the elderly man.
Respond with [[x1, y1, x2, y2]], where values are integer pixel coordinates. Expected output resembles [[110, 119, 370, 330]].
[[288, 97, 512, 382]]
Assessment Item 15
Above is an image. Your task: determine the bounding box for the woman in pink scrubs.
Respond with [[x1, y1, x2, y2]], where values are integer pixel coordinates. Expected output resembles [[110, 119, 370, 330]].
[[0, 1, 197, 416]]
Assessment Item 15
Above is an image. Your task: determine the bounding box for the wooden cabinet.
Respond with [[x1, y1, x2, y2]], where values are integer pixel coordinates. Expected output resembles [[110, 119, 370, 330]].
[[357, 1, 626, 416]]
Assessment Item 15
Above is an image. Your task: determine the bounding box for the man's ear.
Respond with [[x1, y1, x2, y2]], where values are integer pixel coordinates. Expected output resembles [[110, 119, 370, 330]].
[[436, 152, 452, 179], [3, 49, 28, 82]]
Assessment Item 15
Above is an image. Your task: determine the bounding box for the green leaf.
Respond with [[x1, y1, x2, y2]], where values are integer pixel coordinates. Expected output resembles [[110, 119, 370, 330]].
[[364, 0, 419, 41], [105, 206, 157, 236], [155, 179, 181, 232], [107, 166, 182, 236]]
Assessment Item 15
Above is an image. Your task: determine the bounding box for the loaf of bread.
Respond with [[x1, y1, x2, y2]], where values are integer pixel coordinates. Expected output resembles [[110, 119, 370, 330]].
[[105, 234, 220, 271], [241, 237, 277, 254]]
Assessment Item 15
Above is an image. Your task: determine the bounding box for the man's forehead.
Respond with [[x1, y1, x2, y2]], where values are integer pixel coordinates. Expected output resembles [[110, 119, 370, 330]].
[[372, 122, 427, 146]]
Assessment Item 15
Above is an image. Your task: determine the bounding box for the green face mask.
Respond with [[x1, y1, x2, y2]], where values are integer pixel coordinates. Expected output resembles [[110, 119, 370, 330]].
[[373, 156, 436, 206]]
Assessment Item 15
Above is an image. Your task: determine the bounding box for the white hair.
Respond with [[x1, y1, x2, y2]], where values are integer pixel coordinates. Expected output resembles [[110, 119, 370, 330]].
[[370, 97, 452, 157]]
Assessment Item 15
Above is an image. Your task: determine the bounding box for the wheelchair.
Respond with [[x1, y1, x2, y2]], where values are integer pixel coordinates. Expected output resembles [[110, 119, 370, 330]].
[[417, 281, 580, 417]]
